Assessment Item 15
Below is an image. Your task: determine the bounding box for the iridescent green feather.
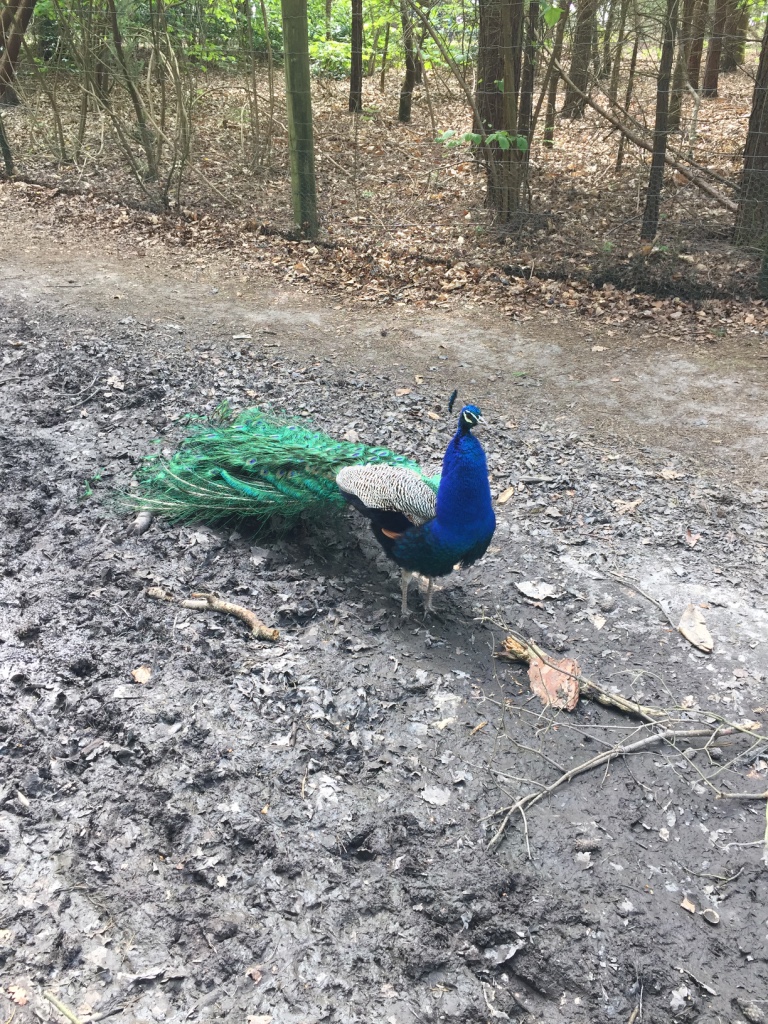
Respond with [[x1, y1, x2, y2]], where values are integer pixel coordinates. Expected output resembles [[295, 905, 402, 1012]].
[[132, 406, 439, 525]]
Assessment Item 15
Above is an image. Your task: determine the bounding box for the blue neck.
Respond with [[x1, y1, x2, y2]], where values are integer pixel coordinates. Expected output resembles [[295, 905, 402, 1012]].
[[434, 426, 494, 536]]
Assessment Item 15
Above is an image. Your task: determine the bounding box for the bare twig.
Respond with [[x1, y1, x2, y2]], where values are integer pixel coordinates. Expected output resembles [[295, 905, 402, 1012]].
[[603, 569, 677, 628], [43, 992, 85, 1024], [485, 726, 740, 852]]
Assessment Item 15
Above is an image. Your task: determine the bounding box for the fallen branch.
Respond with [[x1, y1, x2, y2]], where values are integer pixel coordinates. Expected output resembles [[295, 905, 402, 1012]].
[[496, 631, 669, 720], [43, 992, 85, 1024], [485, 725, 740, 852], [547, 48, 738, 213], [147, 586, 279, 641]]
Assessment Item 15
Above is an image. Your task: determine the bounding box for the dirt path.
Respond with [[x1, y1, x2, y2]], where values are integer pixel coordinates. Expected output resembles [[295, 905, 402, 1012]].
[[1, 201, 768, 1024], [3, 194, 768, 485]]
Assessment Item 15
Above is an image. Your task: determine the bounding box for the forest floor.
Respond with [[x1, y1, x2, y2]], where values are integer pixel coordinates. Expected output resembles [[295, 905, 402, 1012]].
[[1, 187, 768, 1024]]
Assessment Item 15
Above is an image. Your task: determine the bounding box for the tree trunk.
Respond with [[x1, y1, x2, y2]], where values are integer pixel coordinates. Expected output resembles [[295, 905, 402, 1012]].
[[0, 106, 13, 173], [379, 20, 390, 91], [687, 0, 708, 89], [615, 32, 639, 168], [281, 0, 318, 237], [325, 0, 332, 40], [476, 0, 505, 132], [1, 0, 22, 51], [701, 0, 727, 97], [349, 0, 362, 112], [608, 0, 631, 103], [543, 0, 570, 144], [734, 15, 768, 244], [516, 0, 538, 145], [600, 0, 618, 78], [475, 0, 525, 218], [0, 0, 36, 103], [561, 0, 597, 118], [720, 0, 747, 71], [640, 0, 679, 240], [398, 0, 417, 122], [669, 0, 694, 131]]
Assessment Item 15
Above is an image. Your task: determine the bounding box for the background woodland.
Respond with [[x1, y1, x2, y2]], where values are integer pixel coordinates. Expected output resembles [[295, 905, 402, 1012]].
[[2, 0, 768, 303]]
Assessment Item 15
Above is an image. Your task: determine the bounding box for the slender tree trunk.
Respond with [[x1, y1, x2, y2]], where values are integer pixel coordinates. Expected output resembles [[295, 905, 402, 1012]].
[[104, 0, 158, 177], [615, 32, 639, 169], [281, 0, 318, 237], [543, 0, 570, 144], [734, 15, 768, 244], [601, 0, 617, 78], [325, 0, 332, 39], [608, 0, 631, 102], [516, 0, 538, 144], [0, 0, 37, 102], [349, 0, 362, 111], [640, 0, 679, 240], [379, 20, 390, 90], [687, 0, 708, 88], [0, 106, 13, 173], [398, 0, 417, 122], [669, 0, 694, 130], [720, 0, 747, 71], [562, 0, 597, 118], [702, 0, 727, 96]]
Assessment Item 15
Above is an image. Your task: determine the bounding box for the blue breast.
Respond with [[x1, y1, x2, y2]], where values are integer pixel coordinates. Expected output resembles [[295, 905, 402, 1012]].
[[390, 429, 496, 577]]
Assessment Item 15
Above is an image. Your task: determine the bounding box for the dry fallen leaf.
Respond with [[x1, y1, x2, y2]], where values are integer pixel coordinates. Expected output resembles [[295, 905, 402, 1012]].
[[497, 486, 515, 505], [422, 786, 452, 806], [528, 654, 580, 711], [131, 665, 152, 684], [7, 985, 29, 1006], [678, 604, 713, 653], [680, 896, 696, 914], [246, 966, 263, 984], [660, 467, 685, 480], [395, 387, 412, 397], [684, 529, 701, 547], [613, 497, 642, 514], [587, 610, 606, 630], [427, 410, 440, 420], [591, 344, 606, 352], [516, 580, 562, 601]]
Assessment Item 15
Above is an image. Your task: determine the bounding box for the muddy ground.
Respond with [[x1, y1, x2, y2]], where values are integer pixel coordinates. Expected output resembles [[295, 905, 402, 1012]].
[[2, 216, 768, 1024]]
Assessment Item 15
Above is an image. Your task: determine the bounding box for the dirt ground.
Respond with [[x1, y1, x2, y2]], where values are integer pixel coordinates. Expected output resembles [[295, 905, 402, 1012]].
[[1, 194, 768, 1024]]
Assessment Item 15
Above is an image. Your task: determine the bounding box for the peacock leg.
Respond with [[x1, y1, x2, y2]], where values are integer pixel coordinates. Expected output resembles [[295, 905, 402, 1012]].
[[425, 577, 435, 613], [400, 570, 413, 616]]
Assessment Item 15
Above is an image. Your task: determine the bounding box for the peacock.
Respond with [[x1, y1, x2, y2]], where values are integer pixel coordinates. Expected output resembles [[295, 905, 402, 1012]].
[[133, 393, 496, 614]]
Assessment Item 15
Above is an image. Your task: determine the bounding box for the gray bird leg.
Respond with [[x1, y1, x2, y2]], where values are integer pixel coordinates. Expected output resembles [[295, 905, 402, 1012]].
[[425, 577, 435, 613], [400, 569, 413, 616]]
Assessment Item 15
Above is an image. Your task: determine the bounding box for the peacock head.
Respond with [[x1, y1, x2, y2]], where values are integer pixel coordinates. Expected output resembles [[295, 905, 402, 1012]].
[[457, 404, 484, 434]]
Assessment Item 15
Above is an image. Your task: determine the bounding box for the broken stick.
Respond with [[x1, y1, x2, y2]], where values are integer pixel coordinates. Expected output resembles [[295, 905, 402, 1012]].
[[496, 632, 668, 720], [147, 587, 279, 641]]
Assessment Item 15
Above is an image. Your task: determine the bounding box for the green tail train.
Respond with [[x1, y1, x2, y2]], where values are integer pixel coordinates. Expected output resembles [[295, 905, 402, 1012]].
[[131, 405, 439, 525]]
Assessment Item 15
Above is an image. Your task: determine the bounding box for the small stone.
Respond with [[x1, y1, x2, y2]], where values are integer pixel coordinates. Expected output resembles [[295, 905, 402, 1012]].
[[737, 999, 765, 1023]]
